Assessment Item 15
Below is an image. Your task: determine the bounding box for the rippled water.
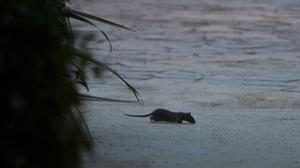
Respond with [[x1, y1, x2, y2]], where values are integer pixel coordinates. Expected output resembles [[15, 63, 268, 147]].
[[74, 0, 300, 108]]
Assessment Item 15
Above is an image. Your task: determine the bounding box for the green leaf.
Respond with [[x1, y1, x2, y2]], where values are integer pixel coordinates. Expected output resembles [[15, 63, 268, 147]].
[[73, 49, 142, 103], [73, 104, 94, 146], [65, 7, 136, 32], [67, 12, 113, 52], [79, 93, 138, 103], [71, 61, 90, 91]]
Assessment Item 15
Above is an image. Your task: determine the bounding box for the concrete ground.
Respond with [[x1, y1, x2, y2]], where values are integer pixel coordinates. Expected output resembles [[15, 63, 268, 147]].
[[72, 0, 300, 167]]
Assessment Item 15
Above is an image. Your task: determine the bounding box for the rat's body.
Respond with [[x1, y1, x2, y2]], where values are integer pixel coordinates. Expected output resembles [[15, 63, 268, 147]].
[[124, 108, 196, 124]]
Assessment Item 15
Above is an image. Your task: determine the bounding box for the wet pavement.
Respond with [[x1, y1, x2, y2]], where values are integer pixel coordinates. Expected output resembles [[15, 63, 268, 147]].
[[72, 0, 300, 167]]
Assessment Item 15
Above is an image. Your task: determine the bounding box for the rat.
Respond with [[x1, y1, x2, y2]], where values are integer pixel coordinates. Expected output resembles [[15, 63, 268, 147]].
[[124, 108, 196, 124]]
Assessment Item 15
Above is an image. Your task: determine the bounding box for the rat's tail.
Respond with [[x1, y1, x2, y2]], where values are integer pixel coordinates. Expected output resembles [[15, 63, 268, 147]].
[[123, 113, 152, 117]]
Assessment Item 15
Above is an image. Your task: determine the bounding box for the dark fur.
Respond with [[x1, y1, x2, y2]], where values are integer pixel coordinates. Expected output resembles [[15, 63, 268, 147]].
[[124, 108, 196, 124]]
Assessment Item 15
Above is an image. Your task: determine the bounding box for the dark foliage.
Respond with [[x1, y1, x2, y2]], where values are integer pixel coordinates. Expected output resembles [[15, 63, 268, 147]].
[[0, 0, 140, 167], [0, 1, 92, 168]]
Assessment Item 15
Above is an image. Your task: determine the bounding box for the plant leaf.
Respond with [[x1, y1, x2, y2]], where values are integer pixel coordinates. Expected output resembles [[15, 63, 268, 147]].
[[70, 61, 90, 91], [67, 12, 112, 52], [79, 93, 137, 103], [65, 7, 136, 32], [73, 104, 94, 145], [73, 49, 141, 102]]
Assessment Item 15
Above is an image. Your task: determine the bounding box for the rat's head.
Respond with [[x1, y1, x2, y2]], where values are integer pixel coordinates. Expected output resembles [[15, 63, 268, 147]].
[[183, 112, 196, 124]]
